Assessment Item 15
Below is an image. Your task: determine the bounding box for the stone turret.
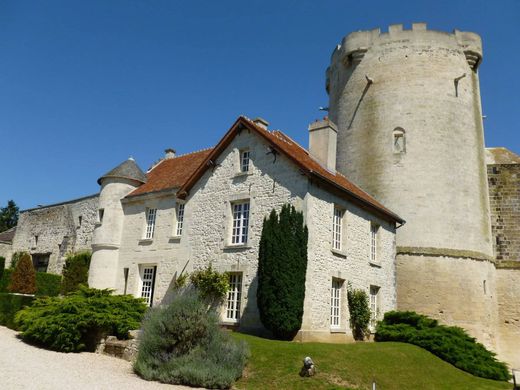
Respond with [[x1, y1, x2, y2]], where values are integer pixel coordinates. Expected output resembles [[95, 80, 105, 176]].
[[326, 24, 497, 349], [88, 158, 146, 289]]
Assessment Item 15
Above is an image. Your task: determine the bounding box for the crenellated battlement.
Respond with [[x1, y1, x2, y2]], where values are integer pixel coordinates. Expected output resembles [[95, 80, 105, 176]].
[[330, 23, 482, 71]]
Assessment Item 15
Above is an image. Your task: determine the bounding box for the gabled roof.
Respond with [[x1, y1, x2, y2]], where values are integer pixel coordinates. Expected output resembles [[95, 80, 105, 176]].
[[486, 147, 520, 165], [98, 158, 148, 185], [177, 116, 404, 224], [127, 149, 213, 197], [0, 226, 16, 244]]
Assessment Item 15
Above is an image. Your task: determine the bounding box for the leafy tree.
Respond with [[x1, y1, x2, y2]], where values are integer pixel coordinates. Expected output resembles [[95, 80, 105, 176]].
[[189, 265, 229, 305], [257, 204, 308, 340], [0, 200, 19, 232], [8, 252, 36, 294], [61, 252, 91, 294]]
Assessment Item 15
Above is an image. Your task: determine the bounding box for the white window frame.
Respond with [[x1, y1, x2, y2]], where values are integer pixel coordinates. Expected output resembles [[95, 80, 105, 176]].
[[231, 201, 250, 245], [370, 222, 379, 263], [145, 208, 157, 239], [140, 265, 157, 306], [240, 149, 250, 173], [175, 203, 185, 236], [332, 206, 343, 251], [330, 278, 343, 329], [226, 273, 243, 322], [369, 285, 380, 331]]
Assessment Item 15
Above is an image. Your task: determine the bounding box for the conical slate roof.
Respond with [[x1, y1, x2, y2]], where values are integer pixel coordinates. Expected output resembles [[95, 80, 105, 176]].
[[97, 158, 147, 185]]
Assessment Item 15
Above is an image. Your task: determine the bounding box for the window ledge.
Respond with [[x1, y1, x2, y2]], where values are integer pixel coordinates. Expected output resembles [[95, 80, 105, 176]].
[[331, 248, 347, 258], [224, 244, 252, 251], [94, 222, 102, 227], [168, 235, 181, 241], [138, 238, 154, 245], [330, 328, 347, 334], [233, 171, 253, 178], [369, 261, 382, 268], [220, 320, 240, 326]]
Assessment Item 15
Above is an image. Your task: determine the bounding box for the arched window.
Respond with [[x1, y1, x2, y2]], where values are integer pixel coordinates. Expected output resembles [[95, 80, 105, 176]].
[[393, 127, 406, 154]]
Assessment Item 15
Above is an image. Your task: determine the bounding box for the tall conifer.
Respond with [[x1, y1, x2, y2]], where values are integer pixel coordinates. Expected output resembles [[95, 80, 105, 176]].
[[257, 204, 308, 339]]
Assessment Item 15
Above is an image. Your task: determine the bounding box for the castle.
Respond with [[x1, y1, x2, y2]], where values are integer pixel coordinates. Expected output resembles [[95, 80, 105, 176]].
[[2, 23, 519, 367]]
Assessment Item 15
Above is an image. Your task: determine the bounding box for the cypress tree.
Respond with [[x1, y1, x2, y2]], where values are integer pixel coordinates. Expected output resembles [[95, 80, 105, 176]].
[[61, 252, 91, 294], [8, 252, 36, 294], [257, 204, 308, 339]]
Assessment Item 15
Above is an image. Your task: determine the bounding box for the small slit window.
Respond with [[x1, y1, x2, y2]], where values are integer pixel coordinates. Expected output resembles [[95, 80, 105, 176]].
[[393, 128, 406, 154]]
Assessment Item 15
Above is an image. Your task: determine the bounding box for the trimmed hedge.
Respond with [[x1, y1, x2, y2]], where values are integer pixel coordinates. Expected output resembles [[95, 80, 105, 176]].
[[375, 311, 510, 381], [0, 293, 35, 329], [0, 269, 61, 297]]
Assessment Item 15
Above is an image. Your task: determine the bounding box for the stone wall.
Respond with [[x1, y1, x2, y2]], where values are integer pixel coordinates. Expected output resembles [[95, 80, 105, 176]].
[[115, 128, 397, 339], [487, 162, 520, 264], [11, 195, 98, 273], [0, 242, 12, 265], [496, 268, 520, 368]]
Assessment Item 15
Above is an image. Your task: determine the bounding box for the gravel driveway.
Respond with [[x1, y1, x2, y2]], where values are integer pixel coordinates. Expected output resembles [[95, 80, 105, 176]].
[[0, 326, 194, 390]]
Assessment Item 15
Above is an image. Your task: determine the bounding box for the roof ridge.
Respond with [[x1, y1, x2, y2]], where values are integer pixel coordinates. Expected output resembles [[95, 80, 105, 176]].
[[148, 147, 214, 173]]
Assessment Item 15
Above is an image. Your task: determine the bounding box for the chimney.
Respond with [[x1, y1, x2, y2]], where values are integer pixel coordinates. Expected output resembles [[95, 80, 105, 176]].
[[165, 148, 176, 159], [308, 118, 337, 171], [253, 117, 269, 129]]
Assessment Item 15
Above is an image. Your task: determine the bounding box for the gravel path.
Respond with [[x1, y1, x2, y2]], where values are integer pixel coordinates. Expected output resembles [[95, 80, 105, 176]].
[[0, 326, 195, 390]]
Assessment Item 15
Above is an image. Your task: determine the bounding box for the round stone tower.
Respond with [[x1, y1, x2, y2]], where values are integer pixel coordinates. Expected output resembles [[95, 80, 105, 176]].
[[326, 23, 497, 348], [88, 158, 147, 289]]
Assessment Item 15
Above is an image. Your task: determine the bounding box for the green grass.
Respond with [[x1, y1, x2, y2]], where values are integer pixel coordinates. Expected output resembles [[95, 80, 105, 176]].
[[232, 333, 511, 390]]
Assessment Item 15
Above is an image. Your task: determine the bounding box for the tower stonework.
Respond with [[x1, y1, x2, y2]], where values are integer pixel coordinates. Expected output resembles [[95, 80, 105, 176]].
[[327, 24, 499, 350]]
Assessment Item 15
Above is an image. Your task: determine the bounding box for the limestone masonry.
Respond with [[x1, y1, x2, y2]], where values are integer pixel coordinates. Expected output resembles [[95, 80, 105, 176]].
[[5, 23, 519, 368]]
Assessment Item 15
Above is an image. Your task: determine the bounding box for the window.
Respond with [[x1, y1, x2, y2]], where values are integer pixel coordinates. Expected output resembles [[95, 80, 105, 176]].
[[240, 149, 250, 173], [226, 273, 243, 321], [140, 266, 157, 306], [145, 208, 157, 239], [370, 222, 379, 263], [369, 285, 380, 330], [332, 207, 343, 251], [32, 254, 49, 273], [98, 209, 104, 224], [34, 235, 39, 247], [78, 215, 82, 227], [330, 279, 343, 328], [231, 201, 250, 244], [176, 203, 185, 236], [393, 128, 406, 153]]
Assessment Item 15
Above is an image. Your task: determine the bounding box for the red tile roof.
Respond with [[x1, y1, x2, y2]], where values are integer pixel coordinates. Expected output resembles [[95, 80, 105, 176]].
[[177, 116, 404, 224], [127, 149, 213, 197]]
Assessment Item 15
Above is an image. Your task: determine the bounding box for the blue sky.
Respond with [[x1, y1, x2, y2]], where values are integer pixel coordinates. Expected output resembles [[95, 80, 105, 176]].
[[1, 0, 519, 209]]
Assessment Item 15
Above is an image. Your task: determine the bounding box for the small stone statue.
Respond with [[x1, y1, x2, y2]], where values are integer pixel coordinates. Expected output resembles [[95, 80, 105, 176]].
[[299, 356, 316, 377]]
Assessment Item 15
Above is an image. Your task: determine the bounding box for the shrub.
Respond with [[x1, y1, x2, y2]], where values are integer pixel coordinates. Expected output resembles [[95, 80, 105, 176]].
[[1, 270, 60, 297], [9, 251, 28, 269], [347, 284, 371, 340], [189, 265, 229, 303], [0, 256, 4, 280], [375, 311, 510, 381], [0, 292, 34, 329], [36, 273, 62, 297], [15, 286, 147, 352], [8, 253, 36, 294], [257, 204, 308, 340], [61, 252, 91, 294], [134, 292, 249, 389]]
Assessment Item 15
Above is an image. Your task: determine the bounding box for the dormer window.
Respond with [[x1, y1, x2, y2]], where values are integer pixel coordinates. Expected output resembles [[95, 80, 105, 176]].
[[240, 149, 250, 173]]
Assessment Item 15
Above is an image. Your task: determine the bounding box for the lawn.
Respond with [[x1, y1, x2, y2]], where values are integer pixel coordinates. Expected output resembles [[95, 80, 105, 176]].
[[232, 333, 511, 390]]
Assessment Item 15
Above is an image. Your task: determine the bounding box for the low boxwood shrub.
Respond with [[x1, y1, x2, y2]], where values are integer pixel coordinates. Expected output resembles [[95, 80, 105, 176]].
[[375, 311, 510, 381], [0, 269, 60, 297], [0, 293, 35, 329], [15, 286, 147, 352], [134, 291, 249, 389]]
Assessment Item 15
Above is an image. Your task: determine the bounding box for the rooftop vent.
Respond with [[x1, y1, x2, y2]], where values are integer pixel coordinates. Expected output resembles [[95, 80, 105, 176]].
[[165, 148, 176, 159], [253, 117, 269, 129]]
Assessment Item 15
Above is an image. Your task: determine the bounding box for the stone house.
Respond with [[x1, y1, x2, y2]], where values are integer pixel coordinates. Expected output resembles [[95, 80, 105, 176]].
[[88, 116, 403, 341]]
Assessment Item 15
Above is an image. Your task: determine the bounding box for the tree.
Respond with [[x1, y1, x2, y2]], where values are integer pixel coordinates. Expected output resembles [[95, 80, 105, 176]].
[[257, 204, 308, 340], [347, 283, 371, 340], [0, 200, 19, 232], [61, 252, 91, 294], [8, 252, 36, 294]]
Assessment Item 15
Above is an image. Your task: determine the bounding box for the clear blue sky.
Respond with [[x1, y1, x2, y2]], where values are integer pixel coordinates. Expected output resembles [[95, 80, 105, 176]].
[[1, 0, 519, 210]]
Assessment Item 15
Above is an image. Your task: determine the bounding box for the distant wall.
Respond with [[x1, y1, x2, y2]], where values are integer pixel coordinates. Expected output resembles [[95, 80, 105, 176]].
[[12, 195, 98, 274]]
